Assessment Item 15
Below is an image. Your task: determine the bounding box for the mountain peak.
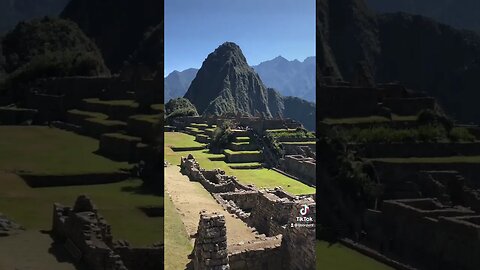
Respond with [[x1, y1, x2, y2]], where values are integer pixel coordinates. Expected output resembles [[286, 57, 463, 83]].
[[184, 42, 272, 117]]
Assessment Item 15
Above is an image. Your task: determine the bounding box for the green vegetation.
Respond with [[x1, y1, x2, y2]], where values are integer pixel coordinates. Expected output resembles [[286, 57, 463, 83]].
[[318, 129, 382, 203], [210, 121, 235, 151], [84, 98, 139, 108], [1, 17, 109, 102], [0, 126, 130, 175], [85, 118, 126, 127], [372, 156, 480, 164], [0, 127, 160, 246], [316, 241, 393, 270], [0, 174, 161, 246], [165, 98, 198, 122], [266, 128, 315, 140], [164, 195, 192, 270], [449, 127, 476, 142], [341, 124, 475, 144], [165, 132, 314, 195], [165, 132, 206, 149]]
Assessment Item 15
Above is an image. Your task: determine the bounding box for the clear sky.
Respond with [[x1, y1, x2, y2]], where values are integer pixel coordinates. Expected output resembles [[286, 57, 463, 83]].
[[165, 0, 315, 76]]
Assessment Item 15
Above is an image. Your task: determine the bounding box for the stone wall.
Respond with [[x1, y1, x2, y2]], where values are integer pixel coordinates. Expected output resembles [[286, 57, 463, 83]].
[[357, 142, 480, 158], [319, 86, 379, 118], [192, 212, 230, 270], [224, 151, 263, 163], [180, 155, 237, 193], [0, 107, 37, 124], [363, 198, 480, 270], [181, 155, 316, 269], [51, 195, 162, 270], [383, 97, 436, 116], [282, 199, 316, 270], [99, 133, 142, 162], [280, 155, 316, 185]]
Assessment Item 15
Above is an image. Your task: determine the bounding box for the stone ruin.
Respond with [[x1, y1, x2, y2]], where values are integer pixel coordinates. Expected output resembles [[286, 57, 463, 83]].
[[0, 213, 24, 237], [52, 195, 162, 270], [193, 212, 230, 270], [180, 155, 316, 270]]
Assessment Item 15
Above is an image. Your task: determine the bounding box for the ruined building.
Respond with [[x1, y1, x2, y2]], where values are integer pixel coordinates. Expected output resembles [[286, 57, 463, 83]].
[[180, 155, 316, 270], [52, 195, 163, 270]]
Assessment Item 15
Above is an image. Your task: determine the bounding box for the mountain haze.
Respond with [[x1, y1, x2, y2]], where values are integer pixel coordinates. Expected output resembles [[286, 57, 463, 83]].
[[165, 56, 316, 102], [253, 56, 315, 102]]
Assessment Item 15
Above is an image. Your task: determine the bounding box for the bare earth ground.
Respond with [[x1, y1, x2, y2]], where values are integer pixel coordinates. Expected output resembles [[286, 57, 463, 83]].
[[0, 231, 77, 270], [165, 165, 258, 246]]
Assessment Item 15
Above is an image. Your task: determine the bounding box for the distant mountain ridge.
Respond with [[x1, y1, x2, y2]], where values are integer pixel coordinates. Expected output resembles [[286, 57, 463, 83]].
[[366, 0, 480, 32], [318, 0, 480, 124], [0, 0, 69, 34], [184, 42, 315, 130], [165, 55, 316, 102]]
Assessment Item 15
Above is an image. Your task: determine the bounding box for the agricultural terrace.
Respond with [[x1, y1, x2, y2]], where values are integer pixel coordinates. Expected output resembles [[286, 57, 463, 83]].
[[164, 131, 315, 195], [0, 126, 162, 246]]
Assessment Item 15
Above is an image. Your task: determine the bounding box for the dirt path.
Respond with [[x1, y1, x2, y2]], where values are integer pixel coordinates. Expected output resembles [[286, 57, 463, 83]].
[[0, 230, 77, 270], [165, 165, 258, 247]]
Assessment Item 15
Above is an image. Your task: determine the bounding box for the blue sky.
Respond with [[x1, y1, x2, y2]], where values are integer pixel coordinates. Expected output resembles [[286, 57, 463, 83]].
[[165, 0, 315, 76]]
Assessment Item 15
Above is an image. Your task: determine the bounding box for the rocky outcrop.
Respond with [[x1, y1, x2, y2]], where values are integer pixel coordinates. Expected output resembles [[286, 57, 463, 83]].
[[185, 42, 274, 117]]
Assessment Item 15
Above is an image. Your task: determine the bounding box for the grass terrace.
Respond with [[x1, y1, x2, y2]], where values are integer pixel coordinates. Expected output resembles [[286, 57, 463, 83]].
[[0, 126, 131, 175], [322, 115, 418, 125], [316, 241, 393, 270], [234, 136, 250, 142], [164, 195, 192, 270], [0, 173, 162, 246], [371, 156, 480, 164], [67, 109, 108, 120], [83, 98, 139, 108], [165, 132, 314, 195]]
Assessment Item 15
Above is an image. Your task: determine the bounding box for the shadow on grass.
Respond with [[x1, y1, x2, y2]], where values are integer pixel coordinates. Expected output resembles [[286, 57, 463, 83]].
[[138, 206, 164, 217], [42, 230, 88, 270], [120, 183, 163, 196]]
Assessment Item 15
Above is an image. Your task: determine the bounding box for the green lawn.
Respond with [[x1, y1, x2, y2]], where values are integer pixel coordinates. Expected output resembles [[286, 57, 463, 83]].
[[0, 126, 131, 175], [0, 173, 162, 246], [165, 132, 314, 195], [165, 132, 206, 149], [164, 195, 192, 270], [371, 156, 480, 163], [84, 98, 139, 107], [317, 241, 393, 270], [0, 126, 161, 245]]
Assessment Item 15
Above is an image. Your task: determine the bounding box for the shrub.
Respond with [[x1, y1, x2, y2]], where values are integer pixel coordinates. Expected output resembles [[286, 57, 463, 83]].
[[449, 127, 476, 142], [341, 125, 448, 143], [209, 120, 235, 151]]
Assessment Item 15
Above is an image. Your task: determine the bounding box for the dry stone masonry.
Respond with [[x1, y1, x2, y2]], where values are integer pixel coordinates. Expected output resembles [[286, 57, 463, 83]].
[[181, 155, 316, 270], [52, 195, 162, 270]]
